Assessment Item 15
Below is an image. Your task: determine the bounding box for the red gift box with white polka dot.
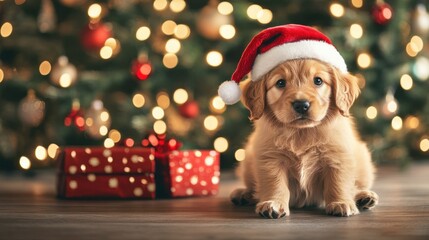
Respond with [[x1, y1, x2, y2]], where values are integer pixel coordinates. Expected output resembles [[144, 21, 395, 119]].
[[57, 147, 156, 199], [155, 150, 220, 198]]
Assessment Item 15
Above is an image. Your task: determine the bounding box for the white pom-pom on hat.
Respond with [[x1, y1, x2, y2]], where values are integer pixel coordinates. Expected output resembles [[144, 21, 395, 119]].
[[218, 80, 241, 105], [217, 24, 347, 105]]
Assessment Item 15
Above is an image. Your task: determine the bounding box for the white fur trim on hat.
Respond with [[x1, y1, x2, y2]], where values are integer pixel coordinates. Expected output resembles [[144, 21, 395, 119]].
[[218, 80, 241, 105], [251, 40, 347, 81]]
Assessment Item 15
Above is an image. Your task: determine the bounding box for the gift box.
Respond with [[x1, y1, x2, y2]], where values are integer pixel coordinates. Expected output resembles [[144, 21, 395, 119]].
[[56, 145, 220, 199], [156, 150, 220, 198], [57, 147, 156, 199]]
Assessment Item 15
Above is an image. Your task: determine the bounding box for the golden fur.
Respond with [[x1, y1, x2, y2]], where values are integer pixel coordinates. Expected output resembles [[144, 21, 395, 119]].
[[230, 59, 378, 218]]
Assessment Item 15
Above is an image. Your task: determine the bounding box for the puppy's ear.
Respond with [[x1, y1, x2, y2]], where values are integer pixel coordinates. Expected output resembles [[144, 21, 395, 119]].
[[332, 68, 360, 117], [242, 79, 266, 120]]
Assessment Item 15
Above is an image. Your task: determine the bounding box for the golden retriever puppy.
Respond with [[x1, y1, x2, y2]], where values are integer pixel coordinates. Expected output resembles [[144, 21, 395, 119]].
[[230, 59, 378, 218]]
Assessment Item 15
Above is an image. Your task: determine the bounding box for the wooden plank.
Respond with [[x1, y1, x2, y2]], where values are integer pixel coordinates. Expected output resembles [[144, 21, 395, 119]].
[[0, 164, 428, 240]]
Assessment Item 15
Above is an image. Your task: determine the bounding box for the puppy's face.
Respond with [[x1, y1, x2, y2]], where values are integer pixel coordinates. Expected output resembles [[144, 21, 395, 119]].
[[243, 59, 360, 129]]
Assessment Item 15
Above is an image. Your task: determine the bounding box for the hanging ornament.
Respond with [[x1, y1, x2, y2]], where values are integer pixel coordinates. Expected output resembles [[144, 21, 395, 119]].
[[179, 100, 200, 119], [18, 90, 45, 127], [38, 0, 57, 33], [413, 4, 429, 35], [50, 56, 78, 88], [81, 23, 112, 51], [132, 54, 152, 81], [372, 1, 393, 25], [64, 99, 85, 131], [165, 108, 192, 136], [196, 1, 233, 39], [85, 99, 111, 139], [381, 90, 398, 117]]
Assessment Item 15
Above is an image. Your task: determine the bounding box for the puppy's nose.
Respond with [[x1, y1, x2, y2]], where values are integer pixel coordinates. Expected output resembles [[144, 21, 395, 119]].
[[292, 100, 310, 114]]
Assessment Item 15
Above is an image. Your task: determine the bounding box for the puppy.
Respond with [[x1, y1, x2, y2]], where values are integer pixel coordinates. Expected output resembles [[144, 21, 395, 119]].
[[230, 59, 378, 218]]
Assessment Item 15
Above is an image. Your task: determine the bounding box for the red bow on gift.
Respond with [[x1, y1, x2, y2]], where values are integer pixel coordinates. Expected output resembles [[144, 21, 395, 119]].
[[141, 133, 182, 154]]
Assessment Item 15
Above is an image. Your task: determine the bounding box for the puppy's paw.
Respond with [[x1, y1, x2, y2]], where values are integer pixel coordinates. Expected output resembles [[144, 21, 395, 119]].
[[326, 201, 359, 217], [230, 188, 256, 206], [355, 190, 379, 210], [255, 200, 289, 219]]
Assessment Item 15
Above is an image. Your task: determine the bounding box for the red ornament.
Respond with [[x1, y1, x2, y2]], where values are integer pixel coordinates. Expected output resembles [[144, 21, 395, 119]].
[[64, 100, 85, 131], [81, 23, 112, 51], [179, 100, 200, 119], [132, 59, 152, 81], [372, 2, 393, 25]]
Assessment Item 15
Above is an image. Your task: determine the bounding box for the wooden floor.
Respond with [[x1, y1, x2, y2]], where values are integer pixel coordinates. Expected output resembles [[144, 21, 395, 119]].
[[1, 164, 429, 240]]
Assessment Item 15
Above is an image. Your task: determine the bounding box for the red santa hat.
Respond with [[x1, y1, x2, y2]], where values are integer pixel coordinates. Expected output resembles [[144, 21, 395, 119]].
[[218, 24, 347, 105]]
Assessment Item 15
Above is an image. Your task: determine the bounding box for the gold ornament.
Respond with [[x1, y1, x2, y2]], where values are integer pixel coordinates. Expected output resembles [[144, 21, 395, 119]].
[[196, 2, 233, 39], [85, 100, 111, 139], [18, 90, 45, 127], [50, 56, 78, 88]]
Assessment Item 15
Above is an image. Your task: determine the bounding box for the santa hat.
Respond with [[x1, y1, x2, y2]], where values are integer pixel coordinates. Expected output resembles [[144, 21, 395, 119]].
[[218, 24, 347, 105]]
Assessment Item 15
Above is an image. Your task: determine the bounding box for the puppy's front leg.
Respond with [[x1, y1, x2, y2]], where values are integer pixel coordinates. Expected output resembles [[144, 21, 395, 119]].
[[323, 159, 359, 217], [255, 159, 290, 219]]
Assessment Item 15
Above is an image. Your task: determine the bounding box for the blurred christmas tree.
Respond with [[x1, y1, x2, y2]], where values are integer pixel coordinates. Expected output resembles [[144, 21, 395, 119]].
[[0, 0, 428, 172]]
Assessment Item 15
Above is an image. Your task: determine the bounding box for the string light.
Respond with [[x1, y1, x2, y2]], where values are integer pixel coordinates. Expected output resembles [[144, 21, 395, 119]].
[[108, 129, 121, 143], [173, 88, 188, 104], [219, 24, 236, 39], [247, 4, 262, 20], [165, 38, 181, 53], [204, 115, 219, 131], [104, 138, 115, 148], [206, 51, 223, 67], [19, 156, 31, 170], [153, 0, 168, 11], [47, 143, 59, 159], [420, 138, 429, 152], [99, 126, 108, 136], [100, 46, 113, 59], [350, 24, 363, 39], [330, 3, 345, 17], [161, 20, 177, 35], [170, 0, 186, 13], [366, 106, 378, 119], [357, 53, 372, 68], [35, 146, 47, 161], [136, 26, 151, 41], [409, 36, 424, 52], [157, 92, 171, 109], [100, 111, 109, 122], [413, 57, 429, 80], [163, 53, 178, 68], [132, 93, 145, 108], [400, 74, 413, 90], [39, 61, 52, 76], [257, 9, 273, 24], [153, 120, 167, 134], [218, 2, 233, 15], [234, 149, 245, 161], [59, 73, 73, 88], [405, 116, 420, 129], [0, 22, 13, 38], [210, 96, 226, 113], [214, 137, 229, 153], [351, 0, 363, 8], [88, 3, 102, 19], [152, 106, 165, 119], [174, 24, 190, 39], [391, 116, 403, 130]]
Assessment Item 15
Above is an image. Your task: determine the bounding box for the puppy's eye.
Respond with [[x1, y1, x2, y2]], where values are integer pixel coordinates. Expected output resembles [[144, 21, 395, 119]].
[[313, 77, 323, 86], [275, 79, 286, 88]]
